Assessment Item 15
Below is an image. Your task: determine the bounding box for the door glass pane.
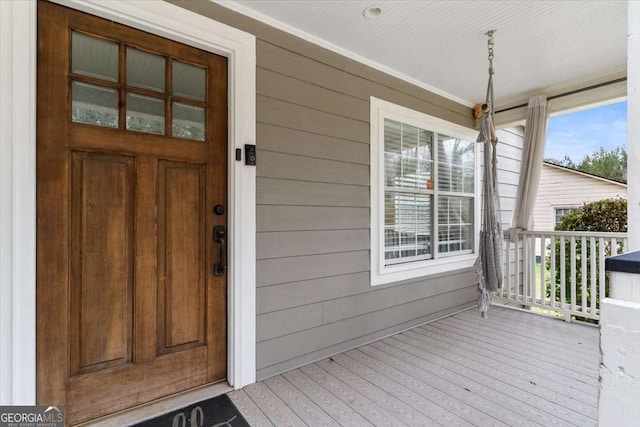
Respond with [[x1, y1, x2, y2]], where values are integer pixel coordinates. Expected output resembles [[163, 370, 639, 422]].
[[172, 102, 205, 141], [72, 31, 119, 82], [126, 92, 165, 135], [126, 47, 165, 93], [71, 81, 118, 128], [173, 61, 206, 101]]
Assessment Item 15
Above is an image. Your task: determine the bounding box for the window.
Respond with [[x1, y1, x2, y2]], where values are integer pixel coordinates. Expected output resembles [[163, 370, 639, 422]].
[[553, 206, 577, 227], [370, 97, 478, 285], [70, 30, 207, 141]]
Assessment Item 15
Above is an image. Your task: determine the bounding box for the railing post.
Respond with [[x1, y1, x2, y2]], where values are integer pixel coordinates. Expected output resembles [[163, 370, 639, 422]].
[[599, 251, 640, 425]]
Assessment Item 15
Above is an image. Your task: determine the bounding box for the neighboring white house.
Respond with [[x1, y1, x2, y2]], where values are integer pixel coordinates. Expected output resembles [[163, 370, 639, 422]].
[[533, 161, 627, 231]]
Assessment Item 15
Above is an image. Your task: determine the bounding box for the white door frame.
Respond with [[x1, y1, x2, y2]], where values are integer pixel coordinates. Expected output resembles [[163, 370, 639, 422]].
[[0, 0, 257, 404]]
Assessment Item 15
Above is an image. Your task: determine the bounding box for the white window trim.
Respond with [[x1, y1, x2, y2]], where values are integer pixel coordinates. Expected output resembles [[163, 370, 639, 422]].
[[551, 205, 579, 227], [370, 97, 480, 286], [0, 0, 256, 404]]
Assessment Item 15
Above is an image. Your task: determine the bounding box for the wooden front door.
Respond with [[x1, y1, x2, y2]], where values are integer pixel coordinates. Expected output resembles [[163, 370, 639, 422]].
[[36, 2, 228, 424]]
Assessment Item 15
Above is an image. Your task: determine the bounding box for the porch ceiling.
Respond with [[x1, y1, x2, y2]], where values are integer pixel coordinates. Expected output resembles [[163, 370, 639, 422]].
[[220, 0, 627, 108]]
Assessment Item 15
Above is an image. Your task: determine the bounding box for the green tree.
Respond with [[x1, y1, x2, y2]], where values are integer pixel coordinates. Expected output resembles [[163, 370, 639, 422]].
[[545, 147, 627, 183], [546, 198, 627, 323], [577, 147, 627, 183]]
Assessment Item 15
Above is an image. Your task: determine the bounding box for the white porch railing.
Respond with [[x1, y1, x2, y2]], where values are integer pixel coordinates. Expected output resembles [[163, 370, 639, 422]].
[[495, 229, 628, 322]]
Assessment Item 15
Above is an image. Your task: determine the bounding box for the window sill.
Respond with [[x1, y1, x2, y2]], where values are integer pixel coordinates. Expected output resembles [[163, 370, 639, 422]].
[[371, 253, 477, 286]]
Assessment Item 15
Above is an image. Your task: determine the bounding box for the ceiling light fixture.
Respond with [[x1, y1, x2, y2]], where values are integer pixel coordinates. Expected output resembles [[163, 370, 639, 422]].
[[363, 6, 382, 19]]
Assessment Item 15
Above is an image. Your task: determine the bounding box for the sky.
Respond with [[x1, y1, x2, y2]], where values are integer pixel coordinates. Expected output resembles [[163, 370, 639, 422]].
[[545, 101, 627, 162]]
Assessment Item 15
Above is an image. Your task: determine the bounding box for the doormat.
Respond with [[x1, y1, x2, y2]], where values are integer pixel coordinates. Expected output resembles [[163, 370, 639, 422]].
[[133, 394, 250, 427]]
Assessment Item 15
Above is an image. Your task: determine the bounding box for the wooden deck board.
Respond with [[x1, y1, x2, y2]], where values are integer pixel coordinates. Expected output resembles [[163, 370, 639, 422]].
[[228, 307, 600, 426], [405, 328, 598, 407], [448, 314, 599, 366], [439, 318, 599, 384], [422, 322, 599, 396]]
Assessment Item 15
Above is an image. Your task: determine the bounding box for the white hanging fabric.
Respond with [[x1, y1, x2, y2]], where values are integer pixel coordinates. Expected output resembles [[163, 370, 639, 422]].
[[512, 95, 549, 230]]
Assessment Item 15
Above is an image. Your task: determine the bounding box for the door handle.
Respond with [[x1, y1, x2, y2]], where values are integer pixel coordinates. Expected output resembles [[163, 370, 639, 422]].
[[213, 225, 226, 276]]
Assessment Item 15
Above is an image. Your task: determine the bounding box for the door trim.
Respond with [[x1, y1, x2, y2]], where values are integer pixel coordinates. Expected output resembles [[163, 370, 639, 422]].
[[0, 0, 257, 404]]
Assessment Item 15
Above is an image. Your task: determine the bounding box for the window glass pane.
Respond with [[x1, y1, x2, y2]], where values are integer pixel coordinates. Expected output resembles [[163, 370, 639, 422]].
[[71, 81, 118, 128], [417, 161, 432, 190], [172, 102, 205, 141], [416, 194, 431, 255], [418, 129, 433, 161], [173, 61, 206, 101], [463, 167, 475, 193], [399, 193, 417, 231], [72, 32, 119, 82], [384, 193, 400, 260], [449, 226, 462, 252], [401, 157, 418, 188], [385, 231, 400, 261], [438, 134, 474, 194], [384, 153, 401, 187], [126, 47, 165, 93], [448, 198, 462, 224], [461, 197, 474, 224], [438, 196, 474, 254], [402, 124, 418, 157], [385, 120, 433, 190], [438, 226, 449, 254], [461, 225, 474, 251], [126, 92, 165, 135], [384, 119, 402, 154], [384, 192, 431, 264], [438, 196, 449, 225]]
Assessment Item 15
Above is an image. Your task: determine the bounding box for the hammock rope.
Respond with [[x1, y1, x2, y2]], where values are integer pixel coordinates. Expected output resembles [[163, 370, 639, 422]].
[[475, 29, 504, 318]]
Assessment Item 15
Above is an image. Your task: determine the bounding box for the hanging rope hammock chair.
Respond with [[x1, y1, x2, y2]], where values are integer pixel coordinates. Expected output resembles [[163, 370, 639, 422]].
[[475, 30, 504, 317]]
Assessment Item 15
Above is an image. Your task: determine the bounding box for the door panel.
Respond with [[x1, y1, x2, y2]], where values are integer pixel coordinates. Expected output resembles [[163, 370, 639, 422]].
[[36, 1, 228, 424], [69, 152, 135, 375], [157, 161, 207, 354]]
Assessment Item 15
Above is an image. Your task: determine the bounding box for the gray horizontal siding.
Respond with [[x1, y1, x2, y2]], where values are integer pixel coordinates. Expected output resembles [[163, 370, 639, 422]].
[[257, 272, 370, 314], [256, 288, 477, 376], [257, 151, 369, 186], [257, 206, 369, 232], [257, 178, 369, 207], [257, 251, 370, 287], [256, 229, 369, 260], [257, 123, 369, 165], [257, 270, 474, 341], [169, 0, 522, 382], [257, 67, 370, 122], [258, 96, 369, 143]]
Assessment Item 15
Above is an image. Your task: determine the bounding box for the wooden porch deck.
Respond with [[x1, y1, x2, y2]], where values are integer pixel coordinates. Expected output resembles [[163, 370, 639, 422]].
[[228, 306, 600, 427]]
